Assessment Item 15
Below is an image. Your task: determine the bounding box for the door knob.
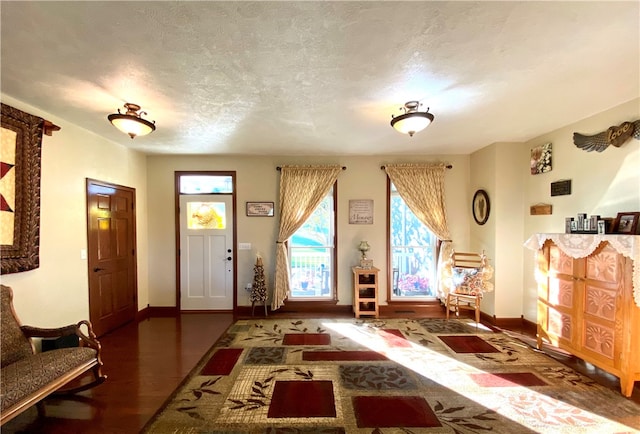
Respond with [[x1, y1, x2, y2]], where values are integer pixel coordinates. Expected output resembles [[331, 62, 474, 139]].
[[93, 267, 104, 272]]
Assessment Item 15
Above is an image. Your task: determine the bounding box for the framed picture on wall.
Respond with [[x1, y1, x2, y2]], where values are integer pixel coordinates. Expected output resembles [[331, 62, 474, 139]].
[[472, 189, 490, 225], [530, 142, 552, 175]]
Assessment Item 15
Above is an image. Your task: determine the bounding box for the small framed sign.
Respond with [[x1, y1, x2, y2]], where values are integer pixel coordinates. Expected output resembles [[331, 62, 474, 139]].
[[246, 202, 274, 217], [349, 199, 374, 224]]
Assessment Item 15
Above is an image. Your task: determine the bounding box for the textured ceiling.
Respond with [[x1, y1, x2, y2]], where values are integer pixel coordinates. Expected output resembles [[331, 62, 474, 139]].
[[1, 1, 638, 156]]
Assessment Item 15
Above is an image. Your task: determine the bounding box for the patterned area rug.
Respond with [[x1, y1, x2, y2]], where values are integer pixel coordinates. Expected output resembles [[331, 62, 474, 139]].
[[142, 318, 640, 433]]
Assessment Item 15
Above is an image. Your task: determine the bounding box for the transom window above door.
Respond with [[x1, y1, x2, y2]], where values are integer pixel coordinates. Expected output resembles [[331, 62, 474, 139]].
[[179, 175, 233, 194]]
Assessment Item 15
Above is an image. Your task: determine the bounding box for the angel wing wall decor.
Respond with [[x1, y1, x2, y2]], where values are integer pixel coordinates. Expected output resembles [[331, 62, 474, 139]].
[[573, 119, 640, 152]]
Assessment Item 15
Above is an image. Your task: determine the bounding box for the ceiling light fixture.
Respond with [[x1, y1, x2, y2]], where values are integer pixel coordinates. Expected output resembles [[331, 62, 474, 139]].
[[108, 103, 156, 139], [390, 101, 434, 137]]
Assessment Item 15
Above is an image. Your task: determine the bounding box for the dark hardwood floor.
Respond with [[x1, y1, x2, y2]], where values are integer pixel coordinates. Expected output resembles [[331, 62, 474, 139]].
[[2, 310, 638, 433], [3, 313, 235, 434]]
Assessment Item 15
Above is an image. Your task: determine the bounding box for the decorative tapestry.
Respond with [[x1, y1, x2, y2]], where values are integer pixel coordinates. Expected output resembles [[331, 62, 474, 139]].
[[1, 103, 44, 274]]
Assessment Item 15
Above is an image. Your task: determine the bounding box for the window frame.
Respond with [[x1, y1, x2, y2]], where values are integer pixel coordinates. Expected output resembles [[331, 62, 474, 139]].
[[286, 182, 338, 302], [386, 177, 438, 302]]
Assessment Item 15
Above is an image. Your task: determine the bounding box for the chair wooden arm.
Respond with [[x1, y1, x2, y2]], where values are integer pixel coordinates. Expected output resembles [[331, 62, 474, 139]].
[[21, 320, 101, 351]]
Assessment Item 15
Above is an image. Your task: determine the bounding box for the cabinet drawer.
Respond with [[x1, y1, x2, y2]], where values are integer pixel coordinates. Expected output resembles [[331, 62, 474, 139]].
[[358, 274, 376, 285]]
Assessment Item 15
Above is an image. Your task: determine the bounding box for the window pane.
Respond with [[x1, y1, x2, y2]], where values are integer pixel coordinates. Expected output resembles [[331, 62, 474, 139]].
[[186, 202, 226, 229], [180, 175, 233, 194], [390, 188, 436, 299], [289, 193, 334, 299]]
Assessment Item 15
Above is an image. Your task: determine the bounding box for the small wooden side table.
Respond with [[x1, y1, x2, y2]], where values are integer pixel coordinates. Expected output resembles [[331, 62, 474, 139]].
[[352, 266, 379, 318]]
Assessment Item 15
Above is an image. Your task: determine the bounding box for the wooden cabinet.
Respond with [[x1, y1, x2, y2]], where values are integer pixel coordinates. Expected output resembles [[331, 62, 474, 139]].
[[536, 239, 640, 396], [352, 267, 379, 318]]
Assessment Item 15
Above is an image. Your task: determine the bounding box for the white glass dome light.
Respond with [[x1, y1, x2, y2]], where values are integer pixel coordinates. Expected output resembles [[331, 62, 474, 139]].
[[390, 101, 434, 137], [108, 103, 156, 139]]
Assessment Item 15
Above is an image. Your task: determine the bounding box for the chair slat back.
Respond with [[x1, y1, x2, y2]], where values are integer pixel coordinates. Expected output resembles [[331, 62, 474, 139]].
[[451, 251, 484, 269]]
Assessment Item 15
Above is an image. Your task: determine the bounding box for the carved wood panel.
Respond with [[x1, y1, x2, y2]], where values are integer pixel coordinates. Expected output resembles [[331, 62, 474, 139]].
[[584, 321, 614, 359], [549, 277, 573, 308], [586, 244, 619, 284], [584, 285, 616, 321], [550, 245, 573, 275], [548, 308, 571, 341]]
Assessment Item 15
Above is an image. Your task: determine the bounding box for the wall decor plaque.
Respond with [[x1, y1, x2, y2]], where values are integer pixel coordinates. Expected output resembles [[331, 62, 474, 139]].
[[246, 202, 274, 217], [551, 179, 572, 196], [349, 199, 373, 224]]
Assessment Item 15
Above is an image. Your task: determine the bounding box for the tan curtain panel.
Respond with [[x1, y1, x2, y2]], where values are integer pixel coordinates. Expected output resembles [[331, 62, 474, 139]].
[[272, 165, 342, 310], [384, 163, 452, 299]]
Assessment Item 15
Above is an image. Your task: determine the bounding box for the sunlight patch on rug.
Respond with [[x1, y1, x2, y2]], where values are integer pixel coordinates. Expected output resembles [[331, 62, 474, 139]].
[[323, 320, 639, 433]]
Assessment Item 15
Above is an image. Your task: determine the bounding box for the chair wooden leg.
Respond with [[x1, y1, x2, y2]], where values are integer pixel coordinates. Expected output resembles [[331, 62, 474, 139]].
[[445, 294, 450, 320]]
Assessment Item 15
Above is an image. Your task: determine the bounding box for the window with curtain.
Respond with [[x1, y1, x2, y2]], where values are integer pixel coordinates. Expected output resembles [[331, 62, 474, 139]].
[[288, 185, 335, 300], [389, 183, 438, 300]]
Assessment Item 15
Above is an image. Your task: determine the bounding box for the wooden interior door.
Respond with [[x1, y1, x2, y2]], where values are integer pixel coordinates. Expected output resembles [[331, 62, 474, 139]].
[[86, 179, 137, 336]]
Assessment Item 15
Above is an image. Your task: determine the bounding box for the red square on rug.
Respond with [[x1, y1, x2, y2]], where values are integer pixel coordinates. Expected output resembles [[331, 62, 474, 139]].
[[282, 333, 331, 346], [303, 351, 388, 361], [268, 381, 336, 418], [381, 329, 412, 348], [353, 396, 441, 428], [470, 372, 548, 387], [200, 348, 243, 375], [439, 335, 500, 353]]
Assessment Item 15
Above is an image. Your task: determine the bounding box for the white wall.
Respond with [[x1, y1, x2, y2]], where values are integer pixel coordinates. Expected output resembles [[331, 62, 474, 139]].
[[146, 154, 471, 308], [521, 98, 640, 320], [0, 95, 149, 327], [470, 142, 527, 319]]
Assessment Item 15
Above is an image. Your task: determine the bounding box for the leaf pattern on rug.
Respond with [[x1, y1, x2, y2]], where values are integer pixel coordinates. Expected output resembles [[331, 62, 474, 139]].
[[433, 400, 497, 433], [175, 377, 222, 420], [226, 366, 318, 413], [472, 336, 522, 363], [246, 323, 284, 344], [418, 318, 494, 334], [216, 332, 236, 347], [245, 346, 287, 364], [228, 372, 274, 411], [390, 321, 437, 347], [538, 366, 598, 388], [286, 319, 327, 335], [508, 393, 600, 426], [370, 429, 417, 434], [294, 367, 314, 380], [340, 365, 416, 390], [266, 428, 346, 433]]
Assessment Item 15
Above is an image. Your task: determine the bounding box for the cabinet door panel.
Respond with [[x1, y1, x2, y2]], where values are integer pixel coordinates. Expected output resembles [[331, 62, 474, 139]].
[[548, 307, 572, 341], [549, 277, 574, 308], [586, 244, 620, 284], [583, 320, 615, 359], [550, 245, 573, 275], [584, 286, 617, 321]]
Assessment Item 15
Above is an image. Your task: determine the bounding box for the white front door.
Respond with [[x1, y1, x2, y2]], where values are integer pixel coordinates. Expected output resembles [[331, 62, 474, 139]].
[[180, 194, 233, 310]]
